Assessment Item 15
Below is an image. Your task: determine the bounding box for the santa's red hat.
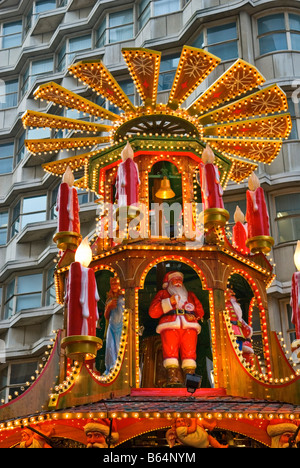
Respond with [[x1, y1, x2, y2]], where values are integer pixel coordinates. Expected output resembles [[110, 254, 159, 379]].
[[266, 420, 298, 437], [162, 271, 184, 289], [84, 419, 119, 443]]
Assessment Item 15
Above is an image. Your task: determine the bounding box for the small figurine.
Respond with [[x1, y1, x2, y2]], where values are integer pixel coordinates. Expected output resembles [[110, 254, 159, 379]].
[[166, 418, 228, 448], [225, 288, 254, 363], [103, 277, 125, 375], [84, 419, 119, 448]]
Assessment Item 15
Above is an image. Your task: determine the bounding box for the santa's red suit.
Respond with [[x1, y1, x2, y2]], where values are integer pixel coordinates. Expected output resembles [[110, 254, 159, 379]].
[[149, 272, 204, 371], [226, 293, 253, 362]]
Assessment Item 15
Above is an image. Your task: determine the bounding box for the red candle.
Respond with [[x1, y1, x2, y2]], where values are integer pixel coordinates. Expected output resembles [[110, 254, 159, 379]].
[[199, 144, 224, 210], [57, 166, 80, 233], [115, 142, 140, 207], [66, 238, 99, 336], [291, 271, 300, 340], [245, 172, 270, 238], [232, 206, 250, 254]]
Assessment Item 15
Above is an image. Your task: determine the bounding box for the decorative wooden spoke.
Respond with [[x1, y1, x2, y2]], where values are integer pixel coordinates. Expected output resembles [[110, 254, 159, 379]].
[[122, 48, 161, 107], [34, 82, 119, 121], [167, 46, 221, 109], [68, 61, 136, 113], [22, 46, 291, 184]]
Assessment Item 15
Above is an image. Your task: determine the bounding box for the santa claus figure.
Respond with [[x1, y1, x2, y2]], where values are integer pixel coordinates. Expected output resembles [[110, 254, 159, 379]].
[[225, 289, 254, 363], [267, 421, 300, 448], [149, 271, 204, 386], [84, 419, 119, 448]]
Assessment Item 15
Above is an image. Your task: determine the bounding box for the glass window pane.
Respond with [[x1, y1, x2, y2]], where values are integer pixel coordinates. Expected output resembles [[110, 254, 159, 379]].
[[17, 274, 43, 294], [0, 158, 13, 173], [10, 362, 38, 384], [160, 56, 179, 72], [291, 33, 300, 50], [208, 41, 238, 60], [23, 195, 47, 214], [0, 212, 8, 228], [192, 32, 204, 49], [69, 35, 91, 52], [16, 293, 41, 311], [21, 212, 46, 227], [258, 14, 285, 35], [138, 2, 151, 29], [109, 24, 133, 43], [31, 58, 53, 75], [3, 21, 22, 35], [154, 0, 180, 15], [3, 33, 22, 48], [158, 71, 175, 91], [4, 298, 14, 319], [276, 193, 300, 216], [259, 33, 288, 54], [7, 279, 15, 300], [289, 13, 300, 32], [96, 21, 106, 47], [109, 9, 133, 28], [207, 22, 237, 45], [0, 143, 13, 173], [35, 0, 56, 13], [277, 217, 300, 243], [2, 21, 23, 48]]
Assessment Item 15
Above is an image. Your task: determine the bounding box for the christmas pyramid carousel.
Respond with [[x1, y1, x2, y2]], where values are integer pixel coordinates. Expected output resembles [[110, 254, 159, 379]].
[[0, 47, 300, 449]]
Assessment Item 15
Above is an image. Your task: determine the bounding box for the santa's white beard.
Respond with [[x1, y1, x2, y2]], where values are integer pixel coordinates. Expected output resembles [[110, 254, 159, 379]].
[[167, 284, 188, 308]]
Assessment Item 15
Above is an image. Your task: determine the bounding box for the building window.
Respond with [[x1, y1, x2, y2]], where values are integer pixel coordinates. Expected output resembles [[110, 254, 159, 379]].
[[0, 79, 18, 110], [275, 193, 300, 243], [280, 302, 296, 350], [0, 142, 14, 174], [138, 0, 188, 30], [1, 21, 22, 48], [4, 273, 43, 319], [0, 361, 39, 403], [35, 0, 57, 14], [21, 57, 54, 97], [11, 194, 47, 237], [158, 55, 180, 92], [192, 22, 239, 61], [138, 0, 151, 29], [95, 10, 134, 47], [257, 12, 300, 55], [0, 212, 8, 245], [45, 265, 56, 306], [16, 131, 26, 165], [108, 9, 134, 44], [96, 20, 106, 48], [153, 0, 180, 16], [57, 35, 91, 71]]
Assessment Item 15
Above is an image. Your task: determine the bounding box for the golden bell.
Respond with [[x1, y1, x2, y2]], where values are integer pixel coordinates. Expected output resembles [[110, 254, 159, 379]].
[[155, 176, 175, 199]]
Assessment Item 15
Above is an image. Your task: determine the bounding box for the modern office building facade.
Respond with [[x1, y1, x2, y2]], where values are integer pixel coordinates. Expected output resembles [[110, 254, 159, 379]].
[[0, 0, 299, 403]]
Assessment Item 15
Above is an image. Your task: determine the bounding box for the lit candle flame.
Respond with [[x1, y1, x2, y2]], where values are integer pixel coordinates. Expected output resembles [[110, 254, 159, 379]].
[[248, 172, 260, 191], [121, 141, 134, 161], [202, 144, 215, 164], [234, 206, 245, 224], [75, 237, 92, 267], [62, 166, 75, 187], [294, 240, 300, 272]]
